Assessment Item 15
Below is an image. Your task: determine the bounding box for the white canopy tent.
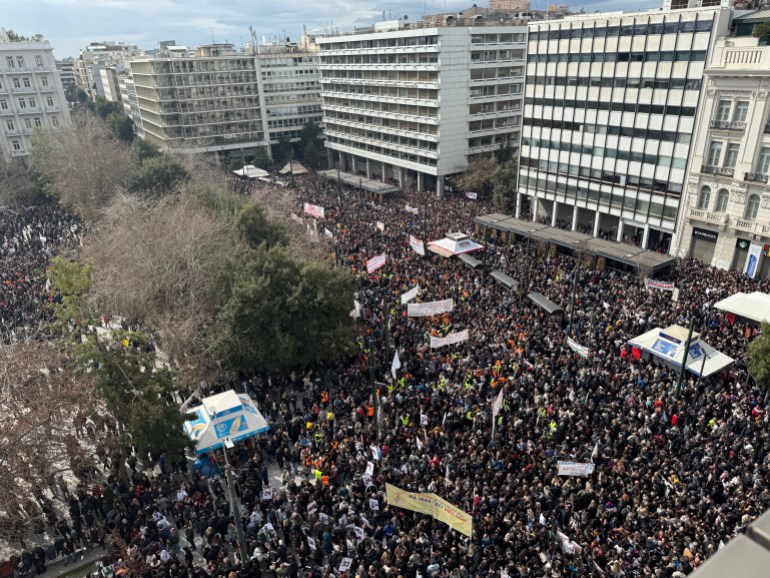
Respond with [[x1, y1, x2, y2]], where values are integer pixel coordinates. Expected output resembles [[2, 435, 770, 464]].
[[713, 291, 770, 324], [427, 232, 484, 258], [628, 324, 734, 378], [233, 165, 270, 179], [183, 390, 269, 454], [279, 160, 308, 176]]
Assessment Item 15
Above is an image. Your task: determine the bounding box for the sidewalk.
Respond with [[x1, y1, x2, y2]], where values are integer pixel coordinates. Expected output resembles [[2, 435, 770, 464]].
[[41, 547, 107, 578]]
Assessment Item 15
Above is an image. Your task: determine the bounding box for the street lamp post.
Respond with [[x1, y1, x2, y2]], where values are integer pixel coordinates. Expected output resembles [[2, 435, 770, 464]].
[[675, 316, 697, 399]]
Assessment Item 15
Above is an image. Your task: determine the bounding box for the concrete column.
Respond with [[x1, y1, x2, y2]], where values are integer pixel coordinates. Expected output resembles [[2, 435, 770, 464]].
[[515, 193, 522, 219], [616, 219, 624, 243], [366, 159, 372, 180], [382, 162, 387, 183], [571, 205, 579, 231], [327, 148, 334, 167], [417, 172, 424, 193], [642, 224, 651, 249], [437, 175, 445, 198], [551, 202, 558, 227], [532, 197, 539, 222], [593, 211, 601, 237]]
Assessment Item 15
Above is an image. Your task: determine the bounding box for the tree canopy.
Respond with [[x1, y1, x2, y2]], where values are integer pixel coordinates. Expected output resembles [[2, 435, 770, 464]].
[[234, 201, 288, 249], [748, 323, 770, 402], [129, 155, 189, 196]]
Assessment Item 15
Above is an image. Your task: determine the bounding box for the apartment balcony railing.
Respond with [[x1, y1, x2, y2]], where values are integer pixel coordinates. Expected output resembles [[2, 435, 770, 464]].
[[701, 165, 735, 177], [745, 172, 769, 184], [733, 218, 770, 236], [710, 120, 746, 131], [11, 87, 36, 94], [10, 149, 27, 157], [688, 207, 728, 228]]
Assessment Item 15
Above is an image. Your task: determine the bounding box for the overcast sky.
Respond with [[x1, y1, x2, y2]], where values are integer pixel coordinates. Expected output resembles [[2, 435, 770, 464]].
[[5, 0, 658, 59]]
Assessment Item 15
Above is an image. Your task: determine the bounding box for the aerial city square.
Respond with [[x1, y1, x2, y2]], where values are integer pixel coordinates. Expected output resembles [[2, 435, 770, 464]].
[[2, 0, 770, 577]]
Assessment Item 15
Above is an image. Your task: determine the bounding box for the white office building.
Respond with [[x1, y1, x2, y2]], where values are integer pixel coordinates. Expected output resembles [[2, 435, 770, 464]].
[[317, 22, 527, 194], [519, 7, 731, 252], [675, 11, 770, 278], [0, 36, 71, 159]]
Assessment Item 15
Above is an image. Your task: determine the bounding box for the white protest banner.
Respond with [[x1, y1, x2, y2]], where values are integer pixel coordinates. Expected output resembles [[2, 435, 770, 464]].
[[500, 569, 511, 578], [492, 388, 504, 418], [644, 278, 675, 292], [261, 488, 273, 501], [557, 461, 595, 477], [324, 228, 334, 239], [350, 525, 365, 540], [408, 299, 454, 318], [391, 350, 401, 380], [338, 558, 353, 573], [361, 474, 373, 487], [365, 461, 375, 477], [369, 498, 379, 511], [338, 514, 348, 526], [420, 413, 428, 426], [319, 512, 329, 524], [371, 445, 380, 461], [405, 204, 419, 215], [409, 234, 425, 256], [376, 221, 385, 232], [400, 285, 420, 305], [307, 501, 318, 514], [303, 202, 325, 219], [566, 337, 590, 359], [290, 213, 303, 224], [366, 253, 387, 274], [416, 435, 423, 450], [430, 329, 469, 349], [557, 531, 583, 554], [307, 536, 316, 551], [465, 192, 478, 200]]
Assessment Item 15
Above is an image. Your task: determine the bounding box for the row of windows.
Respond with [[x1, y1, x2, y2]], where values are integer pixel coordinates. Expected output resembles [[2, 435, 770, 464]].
[[696, 186, 761, 221], [528, 50, 707, 64], [527, 75, 702, 91], [524, 118, 691, 144], [325, 122, 438, 149], [0, 96, 56, 110], [520, 155, 683, 196], [325, 135, 438, 166], [519, 173, 679, 220], [320, 36, 438, 51], [0, 76, 51, 90], [523, 137, 687, 169], [4, 55, 46, 69], [4, 115, 59, 132], [528, 19, 713, 42], [525, 97, 696, 117]]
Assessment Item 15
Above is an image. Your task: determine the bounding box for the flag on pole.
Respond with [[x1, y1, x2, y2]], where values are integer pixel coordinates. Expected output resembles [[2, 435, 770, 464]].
[[591, 441, 599, 462], [391, 350, 401, 380], [492, 388, 504, 418]]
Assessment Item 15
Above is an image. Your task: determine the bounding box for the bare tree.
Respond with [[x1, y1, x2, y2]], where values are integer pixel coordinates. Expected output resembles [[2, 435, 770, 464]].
[[29, 111, 132, 220], [84, 192, 235, 369], [0, 340, 114, 544]]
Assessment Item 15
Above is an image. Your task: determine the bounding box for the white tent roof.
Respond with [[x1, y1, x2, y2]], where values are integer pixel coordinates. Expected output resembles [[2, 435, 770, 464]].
[[183, 390, 269, 454], [427, 232, 484, 258], [628, 324, 734, 378], [713, 291, 770, 324], [233, 165, 270, 179], [279, 160, 308, 175]]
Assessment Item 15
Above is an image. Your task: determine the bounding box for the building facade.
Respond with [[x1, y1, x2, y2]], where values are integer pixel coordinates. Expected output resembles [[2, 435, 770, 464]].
[[675, 33, 770, 278], [55, 58, 75, 92], [519, 8, 731, 252], [317, 24, 527, 194], [130, 44, 269, 154], [0, 39, 71, 159]]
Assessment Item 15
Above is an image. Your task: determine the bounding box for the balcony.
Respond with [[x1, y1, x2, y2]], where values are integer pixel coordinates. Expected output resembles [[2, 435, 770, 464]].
[[688, 207, 728, 228], [11, 87, 36, 94], [701, 165, 735, 177], [733, 218, 770, 236], [10, 149, 27, 157], [745, 172, 769, 184], [710, 119, 746, 131]]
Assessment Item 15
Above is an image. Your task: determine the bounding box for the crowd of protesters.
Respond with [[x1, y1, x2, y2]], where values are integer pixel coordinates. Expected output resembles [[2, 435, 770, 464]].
[[0, 206, 80, 341], [4, 177, 770, 578]]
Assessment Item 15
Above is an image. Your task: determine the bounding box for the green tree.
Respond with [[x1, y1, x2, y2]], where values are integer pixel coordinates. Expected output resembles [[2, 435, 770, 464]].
[[130, 139, 161, 164], [107, 112, 135, 143], [90, 95, 118, 119], [753, 22, 770, 39], [234, 201, 288, 249], [491, 158, 519, 210], [748, 323, 770, 404], [129, 155, 189, 196], [217, 245, 356, 371], [273, 135, 293, 169], [252, 146, 273, 171], [46, 256, 96, 328], [225, 149, 246, 171], [303, 141, 319, 171], [455, 157, 499, 196], [75, 88, 89, 103], [0, 156, 47, 206]]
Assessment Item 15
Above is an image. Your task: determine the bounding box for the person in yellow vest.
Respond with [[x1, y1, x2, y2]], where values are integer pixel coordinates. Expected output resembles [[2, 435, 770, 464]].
[[400, 415, 410, 427]]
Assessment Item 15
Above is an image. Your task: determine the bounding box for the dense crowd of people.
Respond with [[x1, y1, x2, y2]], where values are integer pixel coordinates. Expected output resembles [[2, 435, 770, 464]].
[[3, 177, 770, 578]]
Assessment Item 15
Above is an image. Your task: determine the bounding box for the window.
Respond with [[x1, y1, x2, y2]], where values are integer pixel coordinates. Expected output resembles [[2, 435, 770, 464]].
[[733, 101, 749, 122], [716, 100, 731, 122], [12, 140, 20, 150], [697, 186, 711, 210], [5, 57, 14, 69], [33, 117, 41, 128], [758, 146, 770, 174], [12, 78, 20, 89], [17, 98, 25, 109], [46, 96, 53, 106], [41, 77, 48, 87], [16, 57, 24, 68], [715, 189, 729, 213], [745, 194, 760, 220], [51, 115, 59, 127], [0, 100, 6, 110], [22, 78, 30, 88], [724, 143, 740, 168], [6, 120, 13, 131], [707, 141, 722, 166], [34, 55, 43, 68], [23, 118, 32, 129], [28, 98, 35, 108]]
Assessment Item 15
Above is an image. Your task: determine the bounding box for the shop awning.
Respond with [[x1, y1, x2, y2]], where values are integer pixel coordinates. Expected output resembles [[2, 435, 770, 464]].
[[528, 292, 563, 315], [713, 291, 770, 324], [491, 270, 518, 290]]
